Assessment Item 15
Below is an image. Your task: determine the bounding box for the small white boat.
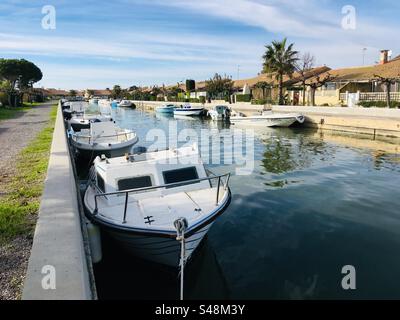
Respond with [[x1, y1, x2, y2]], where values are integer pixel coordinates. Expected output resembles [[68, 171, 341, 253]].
[[207, 105, 231, 121], [70, 121, 138, 159], [69, 114, 113, 131], [174, 104, 204, 116], [84, 144, 231, 267], [118, 100, 133, 108], [156, 104, 176, 114], [230, 111, 305, 127]]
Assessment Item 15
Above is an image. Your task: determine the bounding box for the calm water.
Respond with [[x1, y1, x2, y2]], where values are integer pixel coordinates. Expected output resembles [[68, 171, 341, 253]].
[[89, 107, 400, 300]]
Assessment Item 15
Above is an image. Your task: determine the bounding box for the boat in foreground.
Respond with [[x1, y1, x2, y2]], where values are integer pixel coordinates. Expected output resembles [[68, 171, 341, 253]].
[[173, 104, 204, 117], [230, 111, 305, 127], [156, 104, 177, 114], [70, 121, 138, 159], [84, 144, 231, 267], [69, 113, 113, 131]]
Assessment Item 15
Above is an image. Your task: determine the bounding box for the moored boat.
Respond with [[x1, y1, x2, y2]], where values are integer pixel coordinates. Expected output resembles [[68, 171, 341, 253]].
[[173, 104, 204, 117], [230, 111, 305, 127], [207, 105, 231, 121], [70, 121, 138, 159], [156, 104, 177, 114], [118, 100, 134, 108], [83, 144, 231, 267], [68, 113, 113, 131]]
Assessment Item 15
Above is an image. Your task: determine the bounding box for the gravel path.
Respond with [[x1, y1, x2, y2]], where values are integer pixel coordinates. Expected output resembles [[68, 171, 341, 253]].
[[0, 102, 55, 300], [0, 102, 54, 197]]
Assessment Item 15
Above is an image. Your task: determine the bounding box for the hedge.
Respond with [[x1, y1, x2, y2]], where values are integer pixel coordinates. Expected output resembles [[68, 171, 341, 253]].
[[358, 101, 400, 109], [235, 94, 252, 102]]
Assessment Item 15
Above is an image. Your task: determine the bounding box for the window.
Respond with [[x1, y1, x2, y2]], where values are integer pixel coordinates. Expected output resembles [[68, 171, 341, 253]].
[[117, 176, 153, 191], [163, 167, 199, 188], [97, 173, 105, 193]]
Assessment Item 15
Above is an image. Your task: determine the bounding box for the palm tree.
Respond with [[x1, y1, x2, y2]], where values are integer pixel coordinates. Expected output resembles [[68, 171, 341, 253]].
[[262, 38, 299, 105]]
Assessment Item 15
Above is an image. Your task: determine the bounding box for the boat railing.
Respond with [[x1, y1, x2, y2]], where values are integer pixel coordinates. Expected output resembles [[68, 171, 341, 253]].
[[92, 173, 231, 224], [71, 130, 136, 144]]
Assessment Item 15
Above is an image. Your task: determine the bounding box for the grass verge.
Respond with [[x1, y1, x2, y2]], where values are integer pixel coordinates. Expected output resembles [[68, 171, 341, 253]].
[[0, 102, 48, 121], [0, 105, 57, 244]]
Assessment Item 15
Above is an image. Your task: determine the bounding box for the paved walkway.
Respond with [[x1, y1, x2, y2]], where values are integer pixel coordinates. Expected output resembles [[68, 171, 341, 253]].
[[0, 102, 55, 197], [0, 102, 55, 300]]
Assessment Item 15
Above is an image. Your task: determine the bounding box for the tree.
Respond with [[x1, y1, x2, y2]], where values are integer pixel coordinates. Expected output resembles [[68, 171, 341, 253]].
[[87, 89, 95, 97], [69, 90, 77, 97], [262, 38, 299, 105], [111, 85, 122, 99], [0, 59, 43, 107], [205, 73, 234, 101], [374, 74, 400, 108], [186, 79, 196, 92], [295, 53, 315, 106], [306, 73, 336, 106]]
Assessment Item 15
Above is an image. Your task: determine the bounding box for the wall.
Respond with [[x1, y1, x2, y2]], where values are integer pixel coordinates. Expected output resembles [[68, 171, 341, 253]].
[[23, 104, 95, 300]]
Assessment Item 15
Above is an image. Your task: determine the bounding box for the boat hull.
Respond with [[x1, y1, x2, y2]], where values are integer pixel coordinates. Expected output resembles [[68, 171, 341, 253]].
[[104, 224, 213, 266], [230, 116, 301, 127], [156, 107, 175, 114], [174, 109, 204, 116], [71, 137, 139, 160]]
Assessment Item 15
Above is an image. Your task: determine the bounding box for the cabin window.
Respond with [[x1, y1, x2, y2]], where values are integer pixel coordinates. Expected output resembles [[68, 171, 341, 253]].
[[162, 167, 199, 188], [117, 176, 153, 191], [97, 174, 105, 193]]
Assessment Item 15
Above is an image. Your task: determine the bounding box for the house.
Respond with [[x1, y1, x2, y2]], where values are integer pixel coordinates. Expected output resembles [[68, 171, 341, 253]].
[[84, 89, 112, 99], [294, 50, 400, 106], [232, 66, 331, 104]]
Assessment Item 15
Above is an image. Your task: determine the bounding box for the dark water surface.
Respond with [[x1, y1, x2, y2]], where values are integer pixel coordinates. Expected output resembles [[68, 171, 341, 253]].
[[89, 107, 400, 300]]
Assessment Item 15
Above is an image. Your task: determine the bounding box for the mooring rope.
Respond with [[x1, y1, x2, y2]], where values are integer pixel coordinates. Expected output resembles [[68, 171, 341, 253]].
[[174, 218, 188, 301]]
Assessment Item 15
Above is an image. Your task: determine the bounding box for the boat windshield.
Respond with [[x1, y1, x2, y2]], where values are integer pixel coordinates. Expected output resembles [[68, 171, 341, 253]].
[[117, 176, 153, 191], [162, 167, 199, 189]]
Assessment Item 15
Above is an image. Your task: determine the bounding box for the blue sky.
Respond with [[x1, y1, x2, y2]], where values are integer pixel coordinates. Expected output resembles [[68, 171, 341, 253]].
[[1, 0, 399, 89]]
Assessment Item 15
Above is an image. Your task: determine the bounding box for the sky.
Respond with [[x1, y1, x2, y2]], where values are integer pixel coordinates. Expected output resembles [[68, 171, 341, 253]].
[[0, 0, 399, 89]]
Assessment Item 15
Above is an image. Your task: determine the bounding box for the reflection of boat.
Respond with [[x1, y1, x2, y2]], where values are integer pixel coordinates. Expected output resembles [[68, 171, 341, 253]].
[[230, 111, 305, 127], [84, 144, 232, 267], [174, 104, 204, 116], [70, 121, 138, 159], [156, 104, 176, 114], [208, 105, 231, 121]]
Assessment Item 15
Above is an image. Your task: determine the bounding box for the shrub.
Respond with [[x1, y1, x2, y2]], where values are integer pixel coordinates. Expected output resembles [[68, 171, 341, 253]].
[[251, 98, 274, 105], [199, 96, 206, 104], [189, 98, 200, 103], [358, 101, 400, 108], [235, 94, 252, 102]]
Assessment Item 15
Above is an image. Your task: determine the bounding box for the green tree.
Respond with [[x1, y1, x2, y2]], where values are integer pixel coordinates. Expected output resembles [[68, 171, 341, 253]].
[[69, 89, 77, 97], [0, 59, 42, 107], [205, 73, 233, 101], [111, 85, 122, 99], [262, 38, 298, 105]]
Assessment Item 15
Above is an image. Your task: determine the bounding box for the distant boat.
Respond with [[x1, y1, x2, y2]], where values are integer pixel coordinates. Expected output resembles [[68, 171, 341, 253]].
[[230, 111, 305, 127], [70, 121, 138, 159], [207, 105, 231, 121], [156, 104, 177, 114], [174, 104, 204, 116], [83, 144, 232, 267], [118, 100, 134, 108]]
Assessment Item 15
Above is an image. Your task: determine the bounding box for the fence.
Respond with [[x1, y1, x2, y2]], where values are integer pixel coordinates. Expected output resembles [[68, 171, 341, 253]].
[[340, 92, 400, 102]]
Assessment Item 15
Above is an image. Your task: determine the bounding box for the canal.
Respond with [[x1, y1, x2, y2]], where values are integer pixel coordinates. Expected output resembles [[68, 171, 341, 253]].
[[80, 106, 400, 299]]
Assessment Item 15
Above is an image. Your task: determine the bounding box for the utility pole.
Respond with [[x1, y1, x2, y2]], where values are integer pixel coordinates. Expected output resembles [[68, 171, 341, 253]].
[[362, 48, 367, 66]]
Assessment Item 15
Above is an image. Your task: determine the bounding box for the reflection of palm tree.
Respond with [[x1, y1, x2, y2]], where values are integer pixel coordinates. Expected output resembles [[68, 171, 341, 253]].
[[262, 139, 296, 174]]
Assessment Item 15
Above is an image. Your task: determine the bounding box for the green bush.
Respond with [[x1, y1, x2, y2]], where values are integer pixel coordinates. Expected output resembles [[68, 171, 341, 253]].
[[189, 98, 200, 103], [358, 101, 400, 108], [235, 94, 252, 103], [0, 92, 8, 106], [251, 98, 274, 105], [199, 96, 206, 104]]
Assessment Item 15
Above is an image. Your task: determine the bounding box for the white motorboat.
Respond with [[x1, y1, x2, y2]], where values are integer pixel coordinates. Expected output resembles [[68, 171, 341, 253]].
[[118, 100, 134, 108], [156, 104, 176, 114], [69, 113, 113, 131], [173, 104, 204, 116], [230, 111, 305, 127], [70, 121, 138, 159], [207, 105, 231, 121], [83, 144, 232, 267]]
